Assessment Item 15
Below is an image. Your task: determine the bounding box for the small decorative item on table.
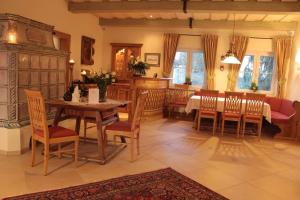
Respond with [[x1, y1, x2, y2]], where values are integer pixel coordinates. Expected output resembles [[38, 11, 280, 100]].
[[94, 72, 112, 102], [63, 84, 75, 101], [250, 82, 258, 92], [128, 56, 150, 76]]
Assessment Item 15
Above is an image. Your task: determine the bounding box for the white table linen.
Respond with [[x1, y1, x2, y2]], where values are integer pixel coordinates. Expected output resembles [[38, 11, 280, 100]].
[[185, 96, 272, 123]]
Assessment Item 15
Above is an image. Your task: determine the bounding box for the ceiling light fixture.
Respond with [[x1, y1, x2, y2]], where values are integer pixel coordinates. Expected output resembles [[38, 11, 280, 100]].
[[221, 14, 241, 65]]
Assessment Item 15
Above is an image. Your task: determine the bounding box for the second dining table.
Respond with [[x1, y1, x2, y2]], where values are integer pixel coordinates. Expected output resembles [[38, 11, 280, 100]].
[[185, 95, 272, 123], [48, 99, 129, 164]]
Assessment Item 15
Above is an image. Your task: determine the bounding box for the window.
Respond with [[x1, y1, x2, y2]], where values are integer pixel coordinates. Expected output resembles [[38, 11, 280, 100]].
[[172, 50, 205, 87], [237, 53, 275, 91]]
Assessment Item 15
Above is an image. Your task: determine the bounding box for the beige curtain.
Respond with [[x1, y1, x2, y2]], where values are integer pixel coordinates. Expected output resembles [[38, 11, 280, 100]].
[[202, 34, 218, 89], [227, 35, 249, 91], [273, 36, 293, 98], [163, 33, 180, 77]]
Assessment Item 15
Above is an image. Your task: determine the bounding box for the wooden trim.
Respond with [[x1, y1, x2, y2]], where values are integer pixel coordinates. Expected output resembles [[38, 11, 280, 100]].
[[53, 30, 71, 87], [69, 1, 300, 13], [100, 19, 297, 31], [111, 43, 143, 48]]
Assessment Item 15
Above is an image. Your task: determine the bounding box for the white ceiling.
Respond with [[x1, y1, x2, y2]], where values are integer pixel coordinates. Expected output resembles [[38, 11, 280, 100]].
[[69, 0, 300, 22]]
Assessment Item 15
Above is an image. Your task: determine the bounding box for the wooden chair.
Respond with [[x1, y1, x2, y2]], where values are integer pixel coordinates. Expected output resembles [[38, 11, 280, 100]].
[[167, 88, 189, 118], [197, 89, 219, 135], [242, 93, 266, 139], [221, 91, 244, 137], [25, 89, 79, 175], [105, 91, 148, 161]]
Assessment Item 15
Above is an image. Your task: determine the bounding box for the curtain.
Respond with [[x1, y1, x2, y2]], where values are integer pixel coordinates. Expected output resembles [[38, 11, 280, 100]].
[[273, 36, 293, 98], [163, 33, 180, 77], [227, 35, 249, 91], [202, 34, 218, 89]]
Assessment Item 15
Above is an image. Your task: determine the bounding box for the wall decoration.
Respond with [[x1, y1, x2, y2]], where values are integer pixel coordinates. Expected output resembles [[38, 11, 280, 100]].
[[144, 53, 160, 67], [81, 36, 95, 65]]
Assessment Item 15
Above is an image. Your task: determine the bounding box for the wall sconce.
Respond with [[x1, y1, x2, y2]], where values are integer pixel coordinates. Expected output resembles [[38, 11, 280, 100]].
[[7, 21, 17, 44], [220, 65, 224, 71], [68, 59, 75, 84]]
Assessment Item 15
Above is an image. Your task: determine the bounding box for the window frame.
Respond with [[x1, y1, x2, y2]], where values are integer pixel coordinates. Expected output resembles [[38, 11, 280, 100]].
[[171, 48, 205, 89], [236, 51, 276, 95]]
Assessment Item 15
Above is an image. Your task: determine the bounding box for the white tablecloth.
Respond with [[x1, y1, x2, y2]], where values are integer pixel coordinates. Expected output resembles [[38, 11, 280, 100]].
[[185, 96, 272, 123]]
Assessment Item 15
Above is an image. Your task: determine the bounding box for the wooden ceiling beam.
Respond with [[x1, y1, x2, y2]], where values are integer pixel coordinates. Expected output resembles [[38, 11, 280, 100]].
[[69, 1, 300, 13], [99, 18, 297, 31]]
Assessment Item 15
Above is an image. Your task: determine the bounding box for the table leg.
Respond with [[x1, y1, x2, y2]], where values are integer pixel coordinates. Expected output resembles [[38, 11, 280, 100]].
[[95, 111, 105, 160], [75, 116, 81, 135], [53, 107, 64, 126]]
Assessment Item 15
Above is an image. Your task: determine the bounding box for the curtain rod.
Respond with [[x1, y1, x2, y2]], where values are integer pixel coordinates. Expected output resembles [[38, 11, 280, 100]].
[[249, 36, 272, 40], [178, 34, 273, 40], [179, 34, 202, 37]]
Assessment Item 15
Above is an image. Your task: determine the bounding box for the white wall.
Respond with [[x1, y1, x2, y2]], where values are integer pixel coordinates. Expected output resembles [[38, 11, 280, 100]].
[[102, 26, 288, 93], [0, 0, 103, 79]]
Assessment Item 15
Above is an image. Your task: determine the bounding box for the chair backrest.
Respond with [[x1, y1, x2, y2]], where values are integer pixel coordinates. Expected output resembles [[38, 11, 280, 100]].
[[131, 91, 148, 132], [175, 84, 189, 90], [167, 88, 189, 104], [25, 89, 49, 140], [224, 91, 244, 114], [199, 89, 219, 112], [245, 93, 266, 116]]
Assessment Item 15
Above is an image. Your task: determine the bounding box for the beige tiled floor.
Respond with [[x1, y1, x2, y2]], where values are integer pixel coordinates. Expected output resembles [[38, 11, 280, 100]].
[[1, 116, 300, 199]]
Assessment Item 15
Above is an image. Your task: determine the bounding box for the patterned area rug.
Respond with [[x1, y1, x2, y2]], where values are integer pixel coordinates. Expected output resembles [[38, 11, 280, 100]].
[[5, 168, 228, 200]]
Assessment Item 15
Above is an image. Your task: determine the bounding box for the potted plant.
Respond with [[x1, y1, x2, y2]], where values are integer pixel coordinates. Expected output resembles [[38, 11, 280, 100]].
[[185, 76, 192, 85], [250, 82, 258, 92], [128, 56, 149, 76]]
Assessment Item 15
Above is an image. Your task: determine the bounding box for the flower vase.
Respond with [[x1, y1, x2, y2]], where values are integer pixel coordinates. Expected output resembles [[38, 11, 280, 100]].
[[98, 87, 107, 102], [97, 81, 107, 102]]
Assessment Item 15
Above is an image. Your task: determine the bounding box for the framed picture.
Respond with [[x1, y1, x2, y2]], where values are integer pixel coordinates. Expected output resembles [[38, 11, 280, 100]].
[[144, 53, 160, 67], [81, 36, 95, 65]]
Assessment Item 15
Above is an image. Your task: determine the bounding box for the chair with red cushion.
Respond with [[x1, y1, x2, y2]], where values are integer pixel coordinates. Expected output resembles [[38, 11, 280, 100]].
[[196, 89, 219, 135], [25, 89, 79, 175], [105, 91, 148, 161], [242, 93, 266, 139], [167, 87, 189, 118], [221, 91, 244, 137]]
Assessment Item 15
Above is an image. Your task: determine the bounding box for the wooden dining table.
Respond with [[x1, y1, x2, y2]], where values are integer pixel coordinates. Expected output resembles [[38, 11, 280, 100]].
[[48, 99, 129, 164]]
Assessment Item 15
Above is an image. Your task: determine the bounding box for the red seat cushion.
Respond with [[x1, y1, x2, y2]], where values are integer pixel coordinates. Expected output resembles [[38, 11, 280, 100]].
[[279, 99, 295, 117], [200, 110, 216, 116], [244, 114, 261, 121], [35, 126, 77, 138], [265, 97, 282, 112], [223, 113, 241, 119], [271, 111, 291, 123], [106, 121, 132, 132]]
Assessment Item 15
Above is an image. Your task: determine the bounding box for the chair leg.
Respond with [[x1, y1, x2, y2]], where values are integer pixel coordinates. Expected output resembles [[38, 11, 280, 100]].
[[221, 119, 225, 136], [44, 145, 49, 176], [258, 121, 262, 140], [212, 117, 217, 136], [58, 143, 61, 158], [137, 134, 140, 155], [130, 137, 134, 162], [197, 115, 201, 132], [83, 120, 87, 143], [242, 120, 246, 138], [237, 120, 241, 138], [74, 139, 79, 166], [194, 111, 198, 129], [31, 138, 36, 167]]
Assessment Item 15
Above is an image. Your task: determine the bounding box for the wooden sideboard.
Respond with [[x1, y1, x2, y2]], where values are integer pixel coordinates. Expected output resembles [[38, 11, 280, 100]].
[[79, 77, 171, 117]]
